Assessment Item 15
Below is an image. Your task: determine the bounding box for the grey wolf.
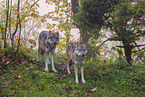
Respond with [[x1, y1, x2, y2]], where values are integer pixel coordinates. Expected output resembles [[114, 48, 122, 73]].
[[37, 31, 59, 72], [66, 42, 87, 83]]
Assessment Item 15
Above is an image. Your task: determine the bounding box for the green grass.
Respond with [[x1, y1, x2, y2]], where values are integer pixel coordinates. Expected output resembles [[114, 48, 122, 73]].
[[0, 51, 145, 97]]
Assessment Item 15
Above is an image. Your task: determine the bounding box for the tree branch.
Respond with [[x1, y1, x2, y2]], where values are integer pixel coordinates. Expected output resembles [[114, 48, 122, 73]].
[[116, 44, 145, 48], [12, 0, 20, 36], [13, 0, 40, 36], [31, 0, 40, 8], [132, 47, 145, 53], [97, 36, 122, 47]]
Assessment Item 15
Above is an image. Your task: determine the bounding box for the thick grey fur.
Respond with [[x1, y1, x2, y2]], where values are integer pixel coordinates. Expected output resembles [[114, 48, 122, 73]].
[[66, 42, 87, 83], [37, 31, 59, 72]]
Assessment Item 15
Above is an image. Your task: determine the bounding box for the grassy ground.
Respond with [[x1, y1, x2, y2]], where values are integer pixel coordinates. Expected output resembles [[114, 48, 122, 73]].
[[0, 50, 145, 97]]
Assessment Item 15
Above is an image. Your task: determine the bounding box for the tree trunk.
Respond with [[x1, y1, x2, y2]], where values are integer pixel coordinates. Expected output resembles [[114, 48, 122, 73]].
[[80, 29, 100, 58], [122, 39, 132, 64], [11, 0, 20, 58], [16, 17, 21, 56], [71, 0, 91, 44], [16, 0, 21, 55], [71, 0, 79, 15], [80, 29, 90, 44], [9, 0, 12, 57], [71, 0, 101, 58], [4, 0, 9, 55]]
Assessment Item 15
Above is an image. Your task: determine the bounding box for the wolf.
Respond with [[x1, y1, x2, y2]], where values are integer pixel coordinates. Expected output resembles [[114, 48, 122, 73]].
[[66, 42, 87, 83], [37, 31, 59, 72]]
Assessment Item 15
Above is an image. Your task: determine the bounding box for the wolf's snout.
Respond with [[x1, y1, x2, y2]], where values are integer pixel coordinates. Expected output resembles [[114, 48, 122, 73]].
[[54, 42, 57, 45], [82, 54, 85, 56]]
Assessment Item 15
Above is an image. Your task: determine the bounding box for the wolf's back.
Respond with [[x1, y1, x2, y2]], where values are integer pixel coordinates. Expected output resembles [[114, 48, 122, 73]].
[[38, 31, 50, 55]]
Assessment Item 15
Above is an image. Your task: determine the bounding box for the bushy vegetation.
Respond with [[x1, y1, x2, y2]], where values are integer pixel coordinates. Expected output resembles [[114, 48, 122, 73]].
[[0, 50, 144, 97]]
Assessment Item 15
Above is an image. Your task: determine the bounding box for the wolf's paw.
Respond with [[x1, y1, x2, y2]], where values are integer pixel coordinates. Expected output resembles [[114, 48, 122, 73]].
[[68, 71, 71, 75], [82, 80, 86, 83], [53, 69, 57, 73], [75, 81, 79, 84], [45, 68, 49, 71]]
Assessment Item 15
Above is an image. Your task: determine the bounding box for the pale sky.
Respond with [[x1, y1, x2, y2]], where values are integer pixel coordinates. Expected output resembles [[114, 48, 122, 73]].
[[37, 0, 80, 40], [38, 0, 55, 15]]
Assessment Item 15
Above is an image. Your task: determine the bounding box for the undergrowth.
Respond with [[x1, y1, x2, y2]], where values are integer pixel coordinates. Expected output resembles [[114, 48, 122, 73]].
[[0, 50, 145, 97]]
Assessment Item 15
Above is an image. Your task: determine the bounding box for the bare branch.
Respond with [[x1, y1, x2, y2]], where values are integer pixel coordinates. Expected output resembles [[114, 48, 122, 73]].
[[132, 47, 145, 53], [97, 36, 121, 47], [31, 0, 40, 8], [12, 0, 20, 36]]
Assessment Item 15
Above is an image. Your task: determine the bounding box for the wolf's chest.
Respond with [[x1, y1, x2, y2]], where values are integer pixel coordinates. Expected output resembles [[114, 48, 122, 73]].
[[45, 43, 56, 52], [71, 54, 85, 64]]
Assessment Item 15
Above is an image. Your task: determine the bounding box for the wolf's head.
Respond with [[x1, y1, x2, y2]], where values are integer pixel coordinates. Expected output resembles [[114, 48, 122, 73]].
[[74, 43, 87, 57], [47, 31, 59, 45]]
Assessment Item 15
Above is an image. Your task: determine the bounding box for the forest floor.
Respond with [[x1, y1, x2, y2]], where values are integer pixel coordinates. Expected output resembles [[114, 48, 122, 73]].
[[0, 50, 145, 97]]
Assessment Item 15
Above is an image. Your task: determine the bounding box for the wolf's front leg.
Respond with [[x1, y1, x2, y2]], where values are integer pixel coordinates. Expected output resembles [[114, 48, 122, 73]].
[[45, 52, 50, 71], [51, 51, 57, 72], [74, 64, 79, 84], [81, 65, 86, 83], [67, 58, 71, 74]]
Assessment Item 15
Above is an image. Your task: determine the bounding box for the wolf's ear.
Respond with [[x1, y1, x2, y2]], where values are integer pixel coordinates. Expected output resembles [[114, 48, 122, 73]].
[[56, 32, 59, 36], [49, 31, 52, 35]]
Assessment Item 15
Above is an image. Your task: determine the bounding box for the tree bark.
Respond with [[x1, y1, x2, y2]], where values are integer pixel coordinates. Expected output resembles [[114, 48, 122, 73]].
[[71, 0, 79, 15], [11, 0, 20, 58], [4, 0, 9, 55], [9, 0, 13, 57], [16, 17, 21, 56], [80, 29, 90, 44], [16, 0, 21, 55], [122, 39, 132, 64]]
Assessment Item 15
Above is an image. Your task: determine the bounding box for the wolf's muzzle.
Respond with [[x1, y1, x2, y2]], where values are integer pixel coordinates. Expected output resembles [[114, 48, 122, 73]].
[[81, 54, 85, 56], [54, 42, 57, 45]]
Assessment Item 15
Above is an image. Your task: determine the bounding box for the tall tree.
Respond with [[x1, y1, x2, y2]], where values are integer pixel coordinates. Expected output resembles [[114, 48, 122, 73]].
[[11, 0, 20, 58], [4, 0, 9, 55], [72, 0, 119, 57], [71, 0, 145, 63], [104, 0, 145, 64]]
